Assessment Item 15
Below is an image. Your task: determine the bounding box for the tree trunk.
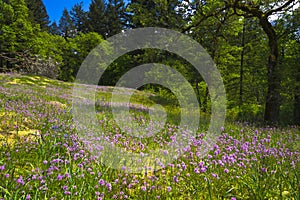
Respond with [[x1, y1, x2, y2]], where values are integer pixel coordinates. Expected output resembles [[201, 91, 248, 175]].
[[239, 20, 246, 107], [0, 58, 3, 72], [195, 79, 201, 109], [260, 17, 280, 123], [203, 86, 209, 112], [294, 90, 300, 125], [294, 65, 300, 125]]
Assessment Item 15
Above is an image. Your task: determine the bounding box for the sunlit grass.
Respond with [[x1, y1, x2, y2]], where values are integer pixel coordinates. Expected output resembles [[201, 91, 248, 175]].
[[0, 73, 299, 199]]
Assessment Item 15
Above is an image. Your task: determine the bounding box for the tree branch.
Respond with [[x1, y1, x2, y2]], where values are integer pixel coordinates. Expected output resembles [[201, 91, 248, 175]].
[[182, 6, 229, 33], [233, 3, 264, 18], [265, 0, 296, 17], [233, 6, 255, 18]]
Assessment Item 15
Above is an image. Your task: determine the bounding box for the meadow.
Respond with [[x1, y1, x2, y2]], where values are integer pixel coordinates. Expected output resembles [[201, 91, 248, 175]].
[[0, 73, 299, 199]]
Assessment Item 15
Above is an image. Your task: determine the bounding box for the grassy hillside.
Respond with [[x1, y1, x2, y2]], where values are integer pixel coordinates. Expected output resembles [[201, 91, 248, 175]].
[[0, 73, 299, 199]]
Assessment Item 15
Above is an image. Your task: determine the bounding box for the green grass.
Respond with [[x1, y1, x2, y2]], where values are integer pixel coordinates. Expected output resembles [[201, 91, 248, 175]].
[[0, 73, 299, 199]]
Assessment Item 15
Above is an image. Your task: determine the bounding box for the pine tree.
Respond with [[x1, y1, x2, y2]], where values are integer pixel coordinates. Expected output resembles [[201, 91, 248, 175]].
[[70, 2, 89, 34], [87, 0, 106, 37], [58, 8, 75, 40], [127, 0, 185, 29], [49, 21, 60, 35], [0, 0, 36, 70], [25, 0, 50, 31], [105, 0, 126, 37]]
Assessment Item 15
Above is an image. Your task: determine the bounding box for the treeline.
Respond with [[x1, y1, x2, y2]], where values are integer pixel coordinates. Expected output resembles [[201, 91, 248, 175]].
[[0, 0, 299, 124]]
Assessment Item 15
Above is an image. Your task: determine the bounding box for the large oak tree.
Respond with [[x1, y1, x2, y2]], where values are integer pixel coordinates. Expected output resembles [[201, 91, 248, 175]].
[[185, 0, 298, 123]]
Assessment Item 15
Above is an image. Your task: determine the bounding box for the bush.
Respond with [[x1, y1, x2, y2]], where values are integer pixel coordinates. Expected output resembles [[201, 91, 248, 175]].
[[22, 55, 60, 79]]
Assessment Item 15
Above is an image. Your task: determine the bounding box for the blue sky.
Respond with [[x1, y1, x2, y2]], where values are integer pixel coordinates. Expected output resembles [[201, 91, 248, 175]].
[[43, 0, 131, 23], [43, 0, 92, 23]]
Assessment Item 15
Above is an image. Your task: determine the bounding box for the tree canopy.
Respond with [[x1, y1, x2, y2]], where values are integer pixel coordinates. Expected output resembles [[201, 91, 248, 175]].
[[0, 0, 299, 124]]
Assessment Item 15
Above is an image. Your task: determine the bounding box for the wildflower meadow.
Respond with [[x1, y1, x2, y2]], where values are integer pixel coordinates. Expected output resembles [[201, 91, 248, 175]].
[[0, 73, 299, 199]]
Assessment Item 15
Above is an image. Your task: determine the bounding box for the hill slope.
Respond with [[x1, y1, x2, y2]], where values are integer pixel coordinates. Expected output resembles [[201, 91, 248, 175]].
[[0, 73, 299, 199]]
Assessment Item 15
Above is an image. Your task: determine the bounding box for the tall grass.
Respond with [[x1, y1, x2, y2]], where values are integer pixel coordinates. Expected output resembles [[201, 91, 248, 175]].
[[0, 73, 299, 199]]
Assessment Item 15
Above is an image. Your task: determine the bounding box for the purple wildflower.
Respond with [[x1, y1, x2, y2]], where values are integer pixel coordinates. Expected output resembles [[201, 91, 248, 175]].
[[17, 176, 24, 185], [106, 182, 112, 191], [99, 179, 105, 186], [57, 174, 64, 180], [173, 176, 179, 183], [167, 186, 172, 192], [200, 167, 207, 173], [211, 173, 218, 178], [261, 167, 267, 173]]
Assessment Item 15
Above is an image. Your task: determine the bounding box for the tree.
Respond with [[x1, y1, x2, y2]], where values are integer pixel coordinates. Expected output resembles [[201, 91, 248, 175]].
[[228, 0, 298, 123], [25, 0, 50, 31], [127, 0, 156, 28], [278, 8, 300, 124], [241, 18, 268, 119], [105, 0, 126, 37], [49, 21, 60, 35], [58, 8, 76, 40], [292, 9, 300, 125], [0, 0, 15, 62], [30, 31, 66, 79], [87, 0, 106, 37], [70, 2, 89, 34], [185, 0, 298, 123], [127, 0, 186, 29], [294, 42, 300, 125], [0, 0, 36, 71], [59, 32, 103, 81]]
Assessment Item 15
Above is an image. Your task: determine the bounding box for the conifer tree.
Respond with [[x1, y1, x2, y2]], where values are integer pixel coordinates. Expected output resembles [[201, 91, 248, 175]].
[[70, 2, 89, 34], [127, 0, 185, 29], [25, 0, 50, 31], [58, 8, 75, 40], [49, 21, 60, 35], [0, 0, 36, 70], [104, 0, 126, 37], [87, 0, 106, 37]]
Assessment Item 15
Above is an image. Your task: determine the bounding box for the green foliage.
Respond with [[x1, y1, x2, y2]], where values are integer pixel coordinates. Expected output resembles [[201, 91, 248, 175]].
[[25, 0, 50, 31], [31, 31, 65, 62], [0, 0, 36, 52], [58, 32, 104, 81], [49, 21, 59, 35], [0, 22, 16, 53], [58, 8, 75, 39], [227, 104, 264, 122], [105, 0, 127, 37], [127, 0, 186, 29], [87, 0, 106, 37], [0, 0, 39, 73], [0, 0, 300, 125], [70, 2, 89, 34]]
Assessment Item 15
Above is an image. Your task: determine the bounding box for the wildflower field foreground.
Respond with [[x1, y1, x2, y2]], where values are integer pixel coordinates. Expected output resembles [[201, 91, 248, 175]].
[[0, 73, 299, 199]]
